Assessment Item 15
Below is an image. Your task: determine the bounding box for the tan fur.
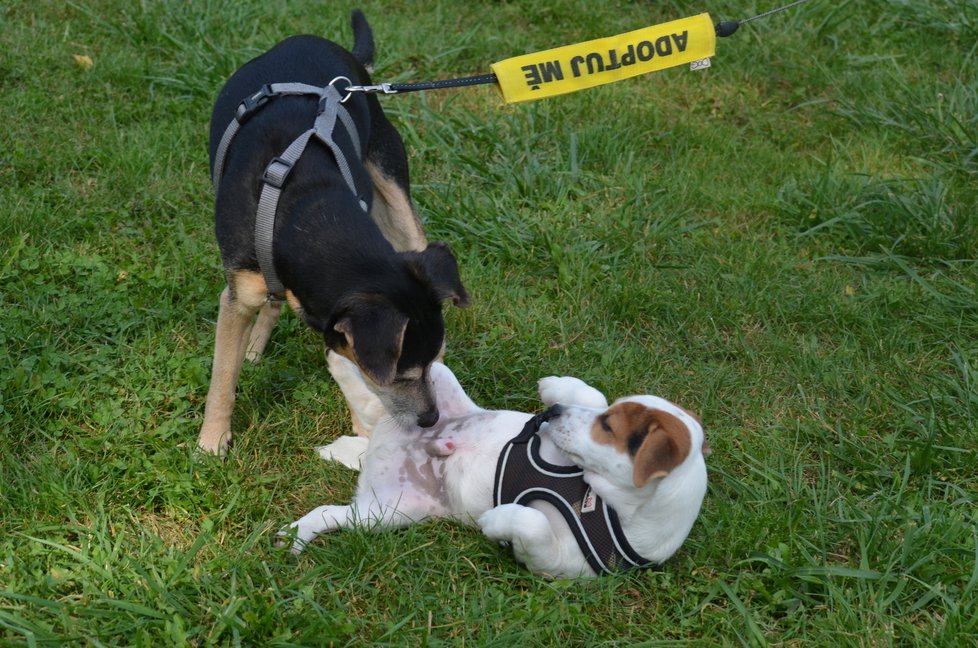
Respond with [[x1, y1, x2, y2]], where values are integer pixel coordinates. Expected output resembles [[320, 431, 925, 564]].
[[199, 272, 307, 453], [198, 280, 262, 455], [590, 402, 693, 488], [231, 270, 272, 310], [245, 300, 282, 362], [365, 161, 427, 252]]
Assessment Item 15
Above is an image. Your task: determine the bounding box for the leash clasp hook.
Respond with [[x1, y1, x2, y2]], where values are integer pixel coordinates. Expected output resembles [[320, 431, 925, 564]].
[[344, 82, 398, 96]]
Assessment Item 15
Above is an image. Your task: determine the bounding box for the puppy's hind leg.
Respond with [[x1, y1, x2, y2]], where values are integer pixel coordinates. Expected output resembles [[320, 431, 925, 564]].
[[282, 497, 423, 554], [244, 299, 282, 362], [430, 363, 480, 419], [280, 504, 354, 554], [479, 504, 592, 578]]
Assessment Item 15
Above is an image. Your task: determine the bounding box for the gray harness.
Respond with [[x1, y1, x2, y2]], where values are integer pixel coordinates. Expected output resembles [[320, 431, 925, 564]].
[[212, 77, 367, 298]]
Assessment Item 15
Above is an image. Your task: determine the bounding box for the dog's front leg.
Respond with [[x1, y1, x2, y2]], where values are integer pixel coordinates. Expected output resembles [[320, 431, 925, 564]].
[[478, 504, 593, 578], [198, 286, 261, 455], [538, 376, 608, 410], [244, 299, 282, 362]]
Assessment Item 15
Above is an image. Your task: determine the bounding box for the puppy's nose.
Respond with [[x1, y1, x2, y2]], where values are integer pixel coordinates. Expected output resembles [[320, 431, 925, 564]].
[[417, 408, 439, 428], [543, 404, 564, 420]]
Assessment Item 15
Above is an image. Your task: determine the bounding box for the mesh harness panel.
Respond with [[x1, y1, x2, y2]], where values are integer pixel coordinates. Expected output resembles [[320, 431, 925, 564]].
[[493, 412, 654, 574]]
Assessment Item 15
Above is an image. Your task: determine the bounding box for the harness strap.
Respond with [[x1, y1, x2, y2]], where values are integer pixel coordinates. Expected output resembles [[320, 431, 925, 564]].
[[213, 79, 366, 298], [212, 82, 328, 191], [254, 127, 317, 296]]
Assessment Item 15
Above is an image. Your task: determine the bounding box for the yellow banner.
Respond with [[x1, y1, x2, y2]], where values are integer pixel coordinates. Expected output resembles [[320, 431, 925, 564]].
[[491, 13, 716, 104]]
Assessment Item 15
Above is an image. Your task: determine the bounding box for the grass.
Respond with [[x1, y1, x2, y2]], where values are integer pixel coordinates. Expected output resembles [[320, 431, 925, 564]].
[[2, 0, 977, 644]]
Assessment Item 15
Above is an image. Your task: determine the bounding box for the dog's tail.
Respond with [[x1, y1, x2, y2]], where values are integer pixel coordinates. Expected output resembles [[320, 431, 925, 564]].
[[351, 9, 375, 72]]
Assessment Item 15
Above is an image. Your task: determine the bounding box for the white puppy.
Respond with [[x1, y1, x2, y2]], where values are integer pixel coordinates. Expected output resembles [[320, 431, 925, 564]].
[[284, 352, 709, 578]]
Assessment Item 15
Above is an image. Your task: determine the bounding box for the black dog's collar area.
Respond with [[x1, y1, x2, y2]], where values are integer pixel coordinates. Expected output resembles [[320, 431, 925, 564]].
[[493, 410, 655, 574]]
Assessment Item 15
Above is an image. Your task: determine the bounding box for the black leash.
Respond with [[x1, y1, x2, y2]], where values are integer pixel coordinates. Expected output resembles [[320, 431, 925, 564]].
[[347, 0, 812, 96]]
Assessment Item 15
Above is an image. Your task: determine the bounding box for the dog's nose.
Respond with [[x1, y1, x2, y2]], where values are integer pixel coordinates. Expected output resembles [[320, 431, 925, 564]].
[[417, 408, 439, 428]]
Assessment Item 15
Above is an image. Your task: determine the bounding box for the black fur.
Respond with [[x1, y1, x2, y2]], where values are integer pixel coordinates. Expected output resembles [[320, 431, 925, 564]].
[[208, 11, 467, 427]]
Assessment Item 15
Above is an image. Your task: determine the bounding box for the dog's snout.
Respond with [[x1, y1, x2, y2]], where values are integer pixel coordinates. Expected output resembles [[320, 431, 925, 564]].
[[417, 408, 439, 428]]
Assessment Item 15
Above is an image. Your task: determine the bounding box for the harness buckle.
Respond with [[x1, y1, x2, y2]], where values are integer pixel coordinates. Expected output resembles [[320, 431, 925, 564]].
[[236, 84, 273, 122], [262, 156, 295, 189]]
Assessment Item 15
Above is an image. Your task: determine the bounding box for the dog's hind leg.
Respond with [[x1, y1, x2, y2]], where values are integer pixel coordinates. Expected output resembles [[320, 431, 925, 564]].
[[430, 363, 480, 418], [197, 276, 265, 455], [283, 497, 423, 554], [244, 299, 282, 362], [281, 504, 354, 553], [479, 503, 593, 578]]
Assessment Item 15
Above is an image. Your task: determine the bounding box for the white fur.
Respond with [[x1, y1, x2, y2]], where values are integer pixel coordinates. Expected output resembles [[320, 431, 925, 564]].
[[284, 352, 708, 578]]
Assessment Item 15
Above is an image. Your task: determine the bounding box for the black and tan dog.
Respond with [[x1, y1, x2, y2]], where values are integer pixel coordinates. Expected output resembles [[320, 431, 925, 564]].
[[198, 11, 468, 455]]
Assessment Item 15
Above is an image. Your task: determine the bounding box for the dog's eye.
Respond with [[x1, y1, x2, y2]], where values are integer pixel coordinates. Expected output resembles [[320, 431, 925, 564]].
[[599, 415, 613, 434]]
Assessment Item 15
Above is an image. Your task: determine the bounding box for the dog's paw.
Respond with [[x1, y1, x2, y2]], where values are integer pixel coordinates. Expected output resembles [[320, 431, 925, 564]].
[[538, 376, 608, 409], [274, 525, 304, 554], [477, 504, 526, 543], [316, 436, 370, 470], [196, 425, 231, 458], [278, 505, 349, 554], [276, 525, 313, 556]]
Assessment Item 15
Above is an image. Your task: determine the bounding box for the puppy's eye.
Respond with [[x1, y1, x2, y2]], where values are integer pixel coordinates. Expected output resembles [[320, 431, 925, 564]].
[[599, 415, 613, 434]]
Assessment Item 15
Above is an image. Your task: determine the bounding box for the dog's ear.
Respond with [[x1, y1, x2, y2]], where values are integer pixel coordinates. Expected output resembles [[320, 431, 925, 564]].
[[404, 241, 470, 307], [679, 406, 711, 457], [633, 409, 693, 488], [333, 295, 408, 387]]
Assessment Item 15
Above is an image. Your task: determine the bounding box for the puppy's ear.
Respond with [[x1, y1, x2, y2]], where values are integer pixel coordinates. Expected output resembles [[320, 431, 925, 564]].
[[333, 295, 408, 386], [679, 406, 711, 457], [633, 409, 693, 488], [404, 241, 470, 307]]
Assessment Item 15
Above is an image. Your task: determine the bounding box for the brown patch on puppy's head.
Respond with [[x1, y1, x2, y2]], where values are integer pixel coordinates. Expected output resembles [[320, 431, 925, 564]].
[[591, 402, 693, 488]]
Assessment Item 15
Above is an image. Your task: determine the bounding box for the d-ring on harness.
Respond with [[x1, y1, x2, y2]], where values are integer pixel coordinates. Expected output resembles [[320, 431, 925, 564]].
[[212, 77, 366, 299]]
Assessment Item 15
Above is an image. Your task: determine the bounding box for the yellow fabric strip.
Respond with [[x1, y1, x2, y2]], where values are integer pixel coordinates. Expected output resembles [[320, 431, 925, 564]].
[[491, 13, 716, 104]]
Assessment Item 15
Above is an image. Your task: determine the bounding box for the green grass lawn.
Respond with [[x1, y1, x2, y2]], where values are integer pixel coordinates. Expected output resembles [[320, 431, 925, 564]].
[[2, 0, 977, 645]]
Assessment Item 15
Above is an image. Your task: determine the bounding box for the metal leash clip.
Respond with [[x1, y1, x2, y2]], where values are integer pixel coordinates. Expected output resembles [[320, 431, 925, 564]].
[[344, 83, 399, 95]]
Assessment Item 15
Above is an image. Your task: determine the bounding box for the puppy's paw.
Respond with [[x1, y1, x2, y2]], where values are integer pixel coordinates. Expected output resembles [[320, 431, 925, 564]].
[[538, 376, 608, 409], [279, 504, 349, 554], [316, 436, 370, 470], [274, 522, 311, 555], [478, 503, 525, 543]]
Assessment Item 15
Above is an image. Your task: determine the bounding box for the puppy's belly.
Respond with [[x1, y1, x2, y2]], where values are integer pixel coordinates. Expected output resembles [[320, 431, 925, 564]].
[[359, 411, 534, 523]]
